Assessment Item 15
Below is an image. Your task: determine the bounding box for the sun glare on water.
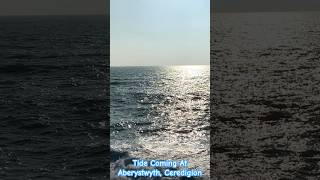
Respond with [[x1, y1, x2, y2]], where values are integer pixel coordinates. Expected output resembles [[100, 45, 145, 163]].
[[173, 65, 208, 79]]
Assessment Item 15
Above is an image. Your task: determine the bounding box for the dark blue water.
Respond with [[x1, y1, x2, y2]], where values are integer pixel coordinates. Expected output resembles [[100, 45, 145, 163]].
[[110, 66, 210, 179], [0, 16, 109, 179]]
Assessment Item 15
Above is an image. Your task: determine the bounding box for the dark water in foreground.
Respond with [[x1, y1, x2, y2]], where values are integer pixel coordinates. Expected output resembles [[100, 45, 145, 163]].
[[110, 66, 210, 179], [0, 16, 108, 179], [211, 12, 320, 180]]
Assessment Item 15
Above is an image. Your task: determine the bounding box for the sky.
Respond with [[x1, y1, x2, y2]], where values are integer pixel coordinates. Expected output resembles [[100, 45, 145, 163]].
[[213, 0, 320, 12], [111, 0, 210, 66], [0, 0, 107, 15]]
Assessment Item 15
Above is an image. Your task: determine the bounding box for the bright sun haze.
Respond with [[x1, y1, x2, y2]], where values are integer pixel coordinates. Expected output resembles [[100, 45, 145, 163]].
[[111, 0, 209, 66]]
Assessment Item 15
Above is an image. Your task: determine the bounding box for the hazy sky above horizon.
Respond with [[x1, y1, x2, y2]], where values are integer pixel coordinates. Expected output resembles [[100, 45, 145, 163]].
[[213, 0, 320, 12], [111, 0, 209, 66]]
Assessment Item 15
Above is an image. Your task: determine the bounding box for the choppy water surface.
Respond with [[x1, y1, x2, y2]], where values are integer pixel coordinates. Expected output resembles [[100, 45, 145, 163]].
[[111, 66, 210, 179], [0, 16, 108, 179], [211, 12, 320, 180]]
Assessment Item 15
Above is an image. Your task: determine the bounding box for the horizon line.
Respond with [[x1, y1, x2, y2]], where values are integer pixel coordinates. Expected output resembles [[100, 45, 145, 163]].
[[110, 65, 209, 67], [0, 14, 108, 17], [211, 10, 320, 14]]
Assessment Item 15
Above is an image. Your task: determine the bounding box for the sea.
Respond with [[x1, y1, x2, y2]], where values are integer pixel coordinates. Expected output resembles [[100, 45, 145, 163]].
[[110, 66, 210, 179], [0, 16, 109, 179], [2, 11, 318, 180], [211, 12, 320, 180]]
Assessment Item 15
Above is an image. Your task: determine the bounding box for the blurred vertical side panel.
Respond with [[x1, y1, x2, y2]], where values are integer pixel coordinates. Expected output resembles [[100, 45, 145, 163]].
[[0, 0, 110, 179], [211, 0, 320, 179]]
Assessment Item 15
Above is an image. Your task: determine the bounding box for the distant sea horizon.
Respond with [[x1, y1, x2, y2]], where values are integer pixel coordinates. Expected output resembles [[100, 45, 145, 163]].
[[110, 64, 209, 67]]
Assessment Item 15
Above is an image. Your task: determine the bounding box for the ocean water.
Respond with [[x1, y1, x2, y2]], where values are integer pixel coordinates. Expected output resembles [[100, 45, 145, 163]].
[[110, 66, 210, 179], [211, 12, 320, 179], [0, 16, 109, 179]]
